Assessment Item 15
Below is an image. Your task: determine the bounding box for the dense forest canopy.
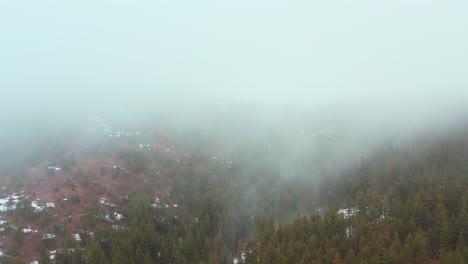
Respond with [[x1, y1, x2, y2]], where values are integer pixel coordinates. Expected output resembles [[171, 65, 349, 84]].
[[246, 128, 468, 264]]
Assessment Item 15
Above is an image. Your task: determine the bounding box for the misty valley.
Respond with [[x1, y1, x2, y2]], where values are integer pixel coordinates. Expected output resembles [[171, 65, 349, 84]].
[[0, 113, 466, 264], [1, 1, 468, 263]]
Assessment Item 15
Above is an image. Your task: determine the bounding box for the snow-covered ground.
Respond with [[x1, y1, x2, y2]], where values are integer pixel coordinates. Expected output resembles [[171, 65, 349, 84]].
[[151, 197, 179, 210], [100, 197, 118, 207], [233, 251, 246, 264], [31, 199, 55, 212], [0, 191, 25, 212], [43, 233, 55, 239], [23, 226, 38, 234], [114, 212, 124, 221], [138, 143, 152, 151], [338, 207, 359, 218]]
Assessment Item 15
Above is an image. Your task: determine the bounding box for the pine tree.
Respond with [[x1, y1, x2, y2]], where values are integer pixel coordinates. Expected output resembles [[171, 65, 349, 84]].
[[399, 234, 414, 264], [344, 249, 356, 264], [434, 199, 451, 253], [457, 233, 466, 251], [439, 250, 465, 264], [85, 239, 108, 264], [455, 195, 467, 242], [412, 231, 430, 264]]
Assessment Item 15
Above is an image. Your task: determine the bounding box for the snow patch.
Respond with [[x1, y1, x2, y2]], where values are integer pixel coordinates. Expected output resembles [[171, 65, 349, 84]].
[[31, 200, 45, 212], [43, 233, 56, 239], [114, 212, 124, 221], [338, 207, 359, 218], [50, 249, 56, 260], [100, 197, 117, 207], [23, 227, 38, 233], [48, 166, 61, 171], [0, 192, 25, 212]]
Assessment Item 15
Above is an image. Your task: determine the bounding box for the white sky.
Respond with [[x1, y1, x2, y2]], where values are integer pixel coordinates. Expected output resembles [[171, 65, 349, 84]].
[[0, 1, 467, 118]]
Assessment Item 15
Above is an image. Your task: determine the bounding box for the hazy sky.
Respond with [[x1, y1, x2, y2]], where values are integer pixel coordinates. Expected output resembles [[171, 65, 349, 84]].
[[1, 1, 467, 120]]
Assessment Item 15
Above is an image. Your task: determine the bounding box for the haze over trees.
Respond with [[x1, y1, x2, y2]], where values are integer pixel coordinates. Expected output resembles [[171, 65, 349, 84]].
[[0, 1, 467, 263]]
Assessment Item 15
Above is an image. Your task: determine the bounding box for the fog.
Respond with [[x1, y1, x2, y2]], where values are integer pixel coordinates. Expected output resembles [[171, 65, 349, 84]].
[[1, 1, 468, 170]]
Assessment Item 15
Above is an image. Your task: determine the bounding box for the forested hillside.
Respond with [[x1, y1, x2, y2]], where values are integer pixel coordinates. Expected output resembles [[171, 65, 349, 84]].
[[2, 0, 468, 262], [0, 125, 468, 263], [0, 123, 467, 263], [244, 130, 468, 264]]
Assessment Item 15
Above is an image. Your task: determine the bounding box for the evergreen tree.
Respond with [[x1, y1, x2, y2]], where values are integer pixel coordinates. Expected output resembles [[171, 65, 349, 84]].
[[85, 239, 108, 264]]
